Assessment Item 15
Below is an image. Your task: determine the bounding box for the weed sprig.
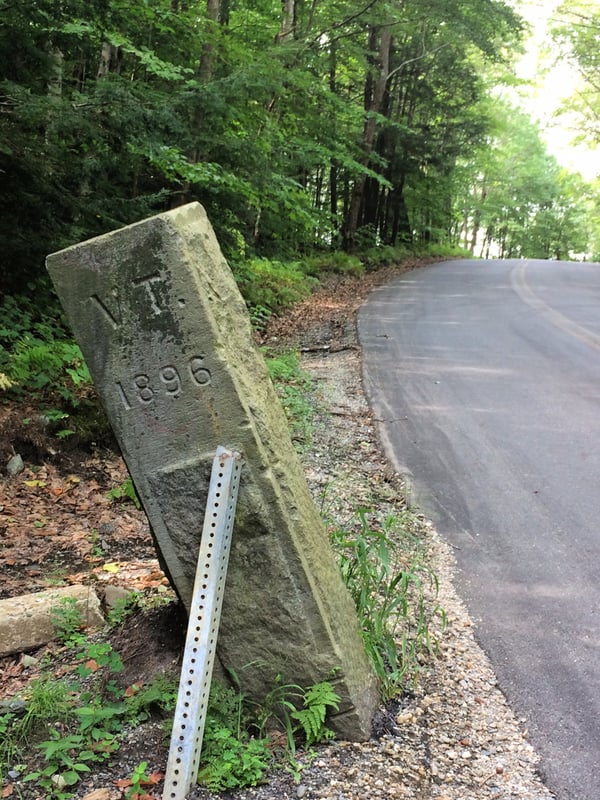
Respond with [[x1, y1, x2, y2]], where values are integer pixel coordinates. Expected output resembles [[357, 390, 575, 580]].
[[331, 508, 446, 699]]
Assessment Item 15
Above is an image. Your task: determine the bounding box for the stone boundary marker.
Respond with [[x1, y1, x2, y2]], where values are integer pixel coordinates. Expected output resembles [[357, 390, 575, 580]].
[[47, 202, 378, 739]]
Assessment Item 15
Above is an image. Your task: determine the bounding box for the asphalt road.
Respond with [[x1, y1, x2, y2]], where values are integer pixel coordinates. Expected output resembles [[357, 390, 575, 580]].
[[359, 258, 600, 800]]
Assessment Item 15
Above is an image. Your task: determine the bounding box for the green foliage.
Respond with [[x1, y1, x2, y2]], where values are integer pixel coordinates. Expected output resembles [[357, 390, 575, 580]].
[[361, 244, 413, 268], [290, 681, 339, 748], [124, 760, 153, 800], [0, 623, 175, 797], [553, 2, 600, 152], [235, 258, 317, 327], [0, 675, 76, 790], [303, 252, 364, 276], [2, 0, 594, 287], [198, 725, 270, 792], [21, 676, 75, 738], [0, 712, 19, 782], [198, 683, 271, 791], [6, 337, 90, 401], [265, 350, 314, 447], [105, 587, 173, 627], [0, 293, 90, 408], [76, 641, 124, 679], [24, 731, 95, 798], [0, 291, 113, 444], [2, 595, 341, 798], [50, 597, 86, 645], [198, 676, 340, 791], [417, 243, 472, 259], [106, 476, 142, 510], [124, 674, 178, 723], [331, 509, 445, 699]]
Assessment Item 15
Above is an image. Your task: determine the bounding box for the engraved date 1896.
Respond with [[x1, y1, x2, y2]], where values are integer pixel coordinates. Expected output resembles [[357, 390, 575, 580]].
[[116, 356, 211, 409]]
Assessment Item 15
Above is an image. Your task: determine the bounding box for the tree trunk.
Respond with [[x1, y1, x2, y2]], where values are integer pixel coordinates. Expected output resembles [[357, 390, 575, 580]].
[[97, 42, 121, 79], [277, 0, 296, 42], [469, 183, 487, 252], [343, 26, 392, 251], [46, 47, 63, 98], [199, 0, 220, 82]]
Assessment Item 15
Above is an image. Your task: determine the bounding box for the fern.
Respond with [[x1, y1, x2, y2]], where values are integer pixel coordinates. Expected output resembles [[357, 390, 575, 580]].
[[291, 681, 340, 747]]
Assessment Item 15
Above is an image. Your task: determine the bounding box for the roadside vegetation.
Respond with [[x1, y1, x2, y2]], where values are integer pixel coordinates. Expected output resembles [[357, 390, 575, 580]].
[[0, 240, 464, 451], [0, 594, 342, 797], [0, 319, 446, 797], [4, 0, 599, 793], [0, 247, 450, 797]]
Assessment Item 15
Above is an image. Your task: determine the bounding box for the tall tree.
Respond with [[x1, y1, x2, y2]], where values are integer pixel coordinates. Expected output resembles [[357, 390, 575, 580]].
[[553, 1, 600, 145]]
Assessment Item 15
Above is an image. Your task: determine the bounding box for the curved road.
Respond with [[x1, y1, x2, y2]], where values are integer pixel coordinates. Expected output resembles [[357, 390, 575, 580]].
[[359, 259, 600, 800]]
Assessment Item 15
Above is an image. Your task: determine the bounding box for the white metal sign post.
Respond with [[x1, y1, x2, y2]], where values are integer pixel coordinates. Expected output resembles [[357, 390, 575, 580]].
[[162, 446, 244, 800]]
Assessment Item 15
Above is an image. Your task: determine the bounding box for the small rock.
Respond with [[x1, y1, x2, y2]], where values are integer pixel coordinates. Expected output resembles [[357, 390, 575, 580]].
[[103, 584, 134, 609], [52, 774, 67, 789], [99, 521, 116, 536], [0, 698, 27, 716], [6, 454, 24, 476], [81, 790, 114, 800], [296, 785, 308, 798]]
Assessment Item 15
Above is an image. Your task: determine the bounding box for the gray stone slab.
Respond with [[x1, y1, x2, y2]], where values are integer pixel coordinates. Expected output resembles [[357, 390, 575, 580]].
[[46, 203, 378, 739], [0, 585, 104, 656]]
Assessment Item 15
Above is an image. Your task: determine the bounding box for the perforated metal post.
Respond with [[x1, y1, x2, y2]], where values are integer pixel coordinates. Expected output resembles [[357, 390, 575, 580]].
[[162, 446, 243, 800]]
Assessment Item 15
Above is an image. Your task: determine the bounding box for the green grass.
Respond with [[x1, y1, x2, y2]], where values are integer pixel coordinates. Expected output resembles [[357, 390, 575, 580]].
[[265, 350, 315, 448]]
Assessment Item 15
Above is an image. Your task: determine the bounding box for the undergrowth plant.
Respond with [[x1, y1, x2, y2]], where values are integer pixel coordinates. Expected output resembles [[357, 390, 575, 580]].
[[197, 677, 340, 791], [1, 597, 339, 799], [0, 290, 111, 444], [265, 350, 314, 448], [197, 683, 271, 793], [330, 509, 445, 699], [0, 622, 178, 798], [106, 476, 142, 509], [50, 597, 86, 645], [233, 258, 317, 330], [0, 291, 91, 409]]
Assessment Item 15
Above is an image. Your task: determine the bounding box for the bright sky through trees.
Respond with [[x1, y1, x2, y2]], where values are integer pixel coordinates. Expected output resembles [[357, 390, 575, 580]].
[[513, 0, 600, 179]]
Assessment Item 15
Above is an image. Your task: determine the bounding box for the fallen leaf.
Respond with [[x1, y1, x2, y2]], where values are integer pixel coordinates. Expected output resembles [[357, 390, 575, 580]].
[[2, 783, 14, 797], [24, 480, 47, 488], [102, 562, 120, 574], [84, 659, 100, 672]]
